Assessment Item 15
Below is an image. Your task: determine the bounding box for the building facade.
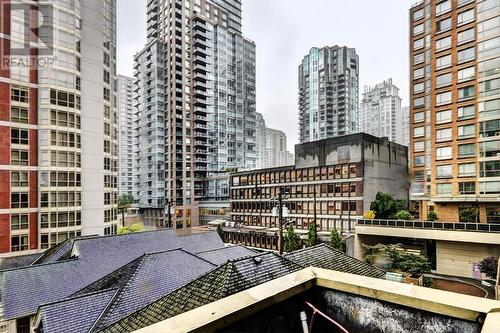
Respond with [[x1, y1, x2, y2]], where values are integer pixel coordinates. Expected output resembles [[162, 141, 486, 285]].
[[0, 0, 118, 256], [133, 0, 257, 228], [255, 112, 266, 169], [409, 0, 500, 222], [360, 79, 407, 146], [133, 39, 165, 227], [230, 134, 408, 236], [264, 128, 293, 168], [117, 75, 134, 197], [299, 46, 359, 143]]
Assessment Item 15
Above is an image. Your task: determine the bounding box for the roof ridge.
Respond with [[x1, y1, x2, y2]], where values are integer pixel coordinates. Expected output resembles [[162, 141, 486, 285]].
[[31, 238, 73, 265], [38, 287, 119, 310], [195, 246, 235, 255], [176, 249, 218, 267], [91, 255, 150, 331], [1, 257, 79, 273]]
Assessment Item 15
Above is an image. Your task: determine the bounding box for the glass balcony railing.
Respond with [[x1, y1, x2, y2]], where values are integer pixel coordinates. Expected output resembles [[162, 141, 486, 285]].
[[357, 219, 500, 232]]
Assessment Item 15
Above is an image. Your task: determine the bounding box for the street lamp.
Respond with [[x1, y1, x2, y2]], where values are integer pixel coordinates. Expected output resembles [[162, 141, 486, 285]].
[[271, 192, 289, 255], [164, 198, 174, 229]]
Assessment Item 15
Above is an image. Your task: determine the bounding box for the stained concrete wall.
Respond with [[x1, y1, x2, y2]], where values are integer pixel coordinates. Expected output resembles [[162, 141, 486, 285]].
[[295, 133, 409, 212]]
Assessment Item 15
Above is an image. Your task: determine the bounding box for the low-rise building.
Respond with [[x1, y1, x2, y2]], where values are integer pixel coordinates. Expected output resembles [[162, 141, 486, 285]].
[[228, 133, 409, 245]]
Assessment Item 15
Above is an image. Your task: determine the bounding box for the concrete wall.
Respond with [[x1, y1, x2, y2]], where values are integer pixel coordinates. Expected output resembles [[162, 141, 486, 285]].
[[436, 241, 500, 278]]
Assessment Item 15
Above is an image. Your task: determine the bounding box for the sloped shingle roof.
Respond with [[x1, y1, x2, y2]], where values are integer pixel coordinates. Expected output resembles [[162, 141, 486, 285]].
[[195, 245, 256, 265], [0, 230, 223, 320], [284, 244, 386, 279]]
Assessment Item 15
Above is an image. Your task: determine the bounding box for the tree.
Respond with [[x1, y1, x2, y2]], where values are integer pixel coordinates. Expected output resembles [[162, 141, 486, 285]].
[[363, 210, 376, 219], [427, 211, 438, 221], [479, 256, 499, 280], [118, 195, 134, 226], [395, 253, 431, 275], [305, 223, 318, 247], [460, 208, 478, 223], [330, 228, 343, 251], [118, 223, 144, 235], [395, 210, 413, 220], [394, 200, 408, 213], [370, 192, 397, 219], [362, 243, 431, 276], [216, 223, 224, 239], [283, 225, 300, 252]]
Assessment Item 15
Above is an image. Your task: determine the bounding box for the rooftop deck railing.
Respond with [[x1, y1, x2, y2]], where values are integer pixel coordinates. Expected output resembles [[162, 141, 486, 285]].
[[357, 219, 500, 233]]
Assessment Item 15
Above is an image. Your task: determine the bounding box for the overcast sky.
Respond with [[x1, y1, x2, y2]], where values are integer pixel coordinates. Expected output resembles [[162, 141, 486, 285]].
[[117, 0, 415, 150]]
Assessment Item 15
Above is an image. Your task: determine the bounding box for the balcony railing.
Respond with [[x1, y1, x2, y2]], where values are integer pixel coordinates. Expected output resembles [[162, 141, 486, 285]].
[[357, 219, 500, 233]]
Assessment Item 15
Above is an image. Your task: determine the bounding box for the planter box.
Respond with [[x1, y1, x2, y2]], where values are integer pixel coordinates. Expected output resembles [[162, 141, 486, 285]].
[[405, 275, 423, 286]]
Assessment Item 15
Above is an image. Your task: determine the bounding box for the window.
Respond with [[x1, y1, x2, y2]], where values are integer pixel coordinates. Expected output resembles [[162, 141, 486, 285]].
[[436, 91, 452, 106], [458, 105, 475, 120], [480, 119, 500, 137], [458, 47, 475, 63], [437, 183, 452, 194], [413, 38, 424, 50], [459, 163, 476, 177], [414, 82, 425, 93], [458, 143, 475, 157], [480, 140, 500, 158], [479, 78, 500, 98], [11, 149, 28, 166], [11, 86, 29, 103], [458, 0, 474, 7], [414, 141, 425, 152], [414, 97, 424, 108], [436, 146, 452, 160], [11, 192, 28, 208], [479, 57, 500, 79], [436, 128, 452, 142], [11, 214, 29, 230], [436, 17, 452, 33], [11, 235, 28, 252], [414, 112, 425, 123], [479, 37, 500, 59], [11, 107, 29, 123], [414, 126, 424, 137], [414, 23, 424, 35], [436, 0, 451, 16], [413, 112, 424, 123], [458, 124, 475, 138], [458, 85, 475, 100], [479, 98, 500, 118], [436, 54, 452, 69], [478, 16, 500, 40], [436, 109, 452, 124], [459, 182, 476, 195], [480, 160, 500, 177], [436, 36, 451, 51], [413, 67, 424, 79], [458, 28, 475, 45], [413, 8, 424, 21], [458, 67, 475, 82], [480, 181, 500, 194], [11, 171, 28, 187], [414, 156, 425, 166], [436, 73, 452, 87], [457, 9, 475, 26], [11, 128, 28, 145], [436, 164, 452, 178], [414, 53, 424, 65]]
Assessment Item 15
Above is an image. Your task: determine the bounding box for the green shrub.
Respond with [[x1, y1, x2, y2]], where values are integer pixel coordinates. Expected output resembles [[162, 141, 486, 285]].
[[427, 211, 438, 221], [395, 210, 413, 220]]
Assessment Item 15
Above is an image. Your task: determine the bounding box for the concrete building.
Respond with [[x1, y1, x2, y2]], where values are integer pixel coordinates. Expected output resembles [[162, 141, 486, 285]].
[[117, 75, 135, 197], [228, 133, 409, 245], [402, 106, 410, 147], [409, 0, 500, 222], [360, 79, 407, 146], [0, 0, 118, 256], [133, 39, 165, 227], [299, 46, 359, 143], [264, 128, 293, 168], [255, 112, 266, 169], [134, 0, 257, 228]]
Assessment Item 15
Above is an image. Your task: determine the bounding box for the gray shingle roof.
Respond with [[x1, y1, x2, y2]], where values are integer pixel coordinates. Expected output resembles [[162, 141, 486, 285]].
[[0, 230, 224, 320], [195, 245, 256, 265], [284, 244, 386, 278], [100, 253, 302, 333], [36, 289, 118, 333]]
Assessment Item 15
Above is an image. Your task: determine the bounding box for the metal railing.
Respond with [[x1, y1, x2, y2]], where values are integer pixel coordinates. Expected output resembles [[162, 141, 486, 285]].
[[357, 219, 500, 233]]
